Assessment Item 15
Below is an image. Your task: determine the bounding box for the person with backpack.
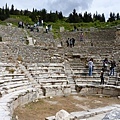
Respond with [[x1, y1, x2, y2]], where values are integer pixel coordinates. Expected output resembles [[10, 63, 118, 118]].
[[103, 58, 109, 71]]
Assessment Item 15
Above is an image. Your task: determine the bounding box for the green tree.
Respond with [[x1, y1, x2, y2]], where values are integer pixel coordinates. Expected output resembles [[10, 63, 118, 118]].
[[78, 13, 83, 22], [47, 11, 58, 22], [29, 8, 38, 22], [101, 13, 105, 22], [58, 11, 63, 20], [116, 13, 120, 20], [107, 12, 115, 22], [5, 3, 10, 18], [93, 12, 105, 22], [40, 9, 47, 22], [67, 9, 80, 23], [24, 9, 31, 16], [10, 4, 14, 15], [83, 11, 93, 22], [14, 9, 20, 15]]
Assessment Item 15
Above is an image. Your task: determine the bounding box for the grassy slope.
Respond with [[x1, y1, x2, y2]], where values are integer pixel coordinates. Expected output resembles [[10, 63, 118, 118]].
[[1, 15, 120, 31]]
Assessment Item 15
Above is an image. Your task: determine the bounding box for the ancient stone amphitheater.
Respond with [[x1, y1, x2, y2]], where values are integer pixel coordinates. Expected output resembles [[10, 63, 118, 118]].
[[0, 24, 120, 120]]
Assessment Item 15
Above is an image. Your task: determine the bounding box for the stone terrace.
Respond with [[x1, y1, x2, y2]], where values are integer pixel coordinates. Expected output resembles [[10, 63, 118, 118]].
[[0, 24, 120, 119]]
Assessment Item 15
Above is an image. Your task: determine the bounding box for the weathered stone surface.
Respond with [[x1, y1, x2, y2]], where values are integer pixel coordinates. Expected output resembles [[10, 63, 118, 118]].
[[55, 109, 70, 120], [42, 85, 71, 97], [102, 108, 120, 120]]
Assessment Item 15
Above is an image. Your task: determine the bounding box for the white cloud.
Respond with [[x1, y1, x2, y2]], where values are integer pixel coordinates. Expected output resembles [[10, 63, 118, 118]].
[[0, 0, 120, 20], [0, 0, 93, 14], [87, 0, 120, 19]]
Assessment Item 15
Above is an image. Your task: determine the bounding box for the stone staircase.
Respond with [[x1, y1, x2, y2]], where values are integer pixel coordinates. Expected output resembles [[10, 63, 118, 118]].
[[64, 60, 76, 94]]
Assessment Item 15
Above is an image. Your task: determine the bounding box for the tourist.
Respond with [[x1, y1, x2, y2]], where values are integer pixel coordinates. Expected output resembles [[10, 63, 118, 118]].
[[74, 25, 77, 31], [60, 41, 63, 47], [46, 25, 48, 33], [88, 58, 94, 76], [66, 38, 70, 47], [80, 32, 84, 41], [103, 58, 109, 72], [70, 38, 73, 48], [18, 21, 24, 28], [109, 60, 116, 76], [36, 27, 39, 32], [71, 38, 75, 47], [30, 26, 34, 31], [100, 68, 105, 84]]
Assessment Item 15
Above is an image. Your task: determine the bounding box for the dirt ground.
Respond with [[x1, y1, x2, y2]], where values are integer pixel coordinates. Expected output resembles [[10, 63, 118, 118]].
[[13, 94, 120, 120]]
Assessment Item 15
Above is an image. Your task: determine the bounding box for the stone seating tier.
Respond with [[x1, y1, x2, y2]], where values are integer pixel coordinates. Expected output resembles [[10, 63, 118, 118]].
[[0, 77, 28, 82], [0, 77, 32, 95], [41, 85, 71, 97], [73, 72, 99, 76], [75, 84, 120, 96], [0, 74, 26, 78], [34, 76, 67, 81], [107, 76, 118, 85], [2, 82, 32, 94], [28, 67, 65, 73], [39, 79, 68, 86]]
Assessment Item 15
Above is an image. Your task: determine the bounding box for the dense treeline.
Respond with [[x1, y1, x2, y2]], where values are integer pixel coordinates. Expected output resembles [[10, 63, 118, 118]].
[[0, 4, 120, 23]]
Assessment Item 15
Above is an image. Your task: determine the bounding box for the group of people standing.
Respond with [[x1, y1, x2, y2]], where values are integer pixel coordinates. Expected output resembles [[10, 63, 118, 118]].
[[66, 38, 75, 47], [88, 57, 116, 84], [66, 32, 84, 47]]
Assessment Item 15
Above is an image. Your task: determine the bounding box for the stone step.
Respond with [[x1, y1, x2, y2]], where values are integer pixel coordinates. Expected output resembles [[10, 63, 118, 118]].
[[40, 79, 68, 86]]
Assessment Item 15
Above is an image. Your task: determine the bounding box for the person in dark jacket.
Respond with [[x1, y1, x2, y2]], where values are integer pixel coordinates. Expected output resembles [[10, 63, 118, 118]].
[[103, 58, 109, 71], [66, 38, 69, 47], [109, 60, 116, 76], [100, 68, 105, 84]]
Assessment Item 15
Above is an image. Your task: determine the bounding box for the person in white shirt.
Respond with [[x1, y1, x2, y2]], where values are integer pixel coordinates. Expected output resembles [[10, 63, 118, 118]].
[[46, 25, 48, 33], [88, 58, 94, 76]]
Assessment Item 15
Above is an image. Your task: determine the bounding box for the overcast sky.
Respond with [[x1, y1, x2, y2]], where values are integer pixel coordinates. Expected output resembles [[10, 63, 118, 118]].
[[0, 0, 120, 20]]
